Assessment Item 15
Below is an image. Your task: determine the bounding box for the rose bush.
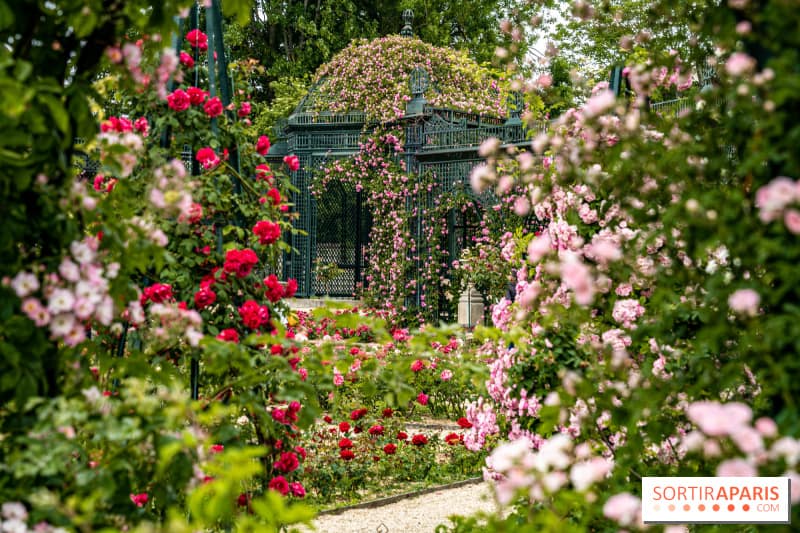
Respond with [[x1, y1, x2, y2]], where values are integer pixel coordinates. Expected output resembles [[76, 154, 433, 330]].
[[440, 0, 800, 530], [0, 5, 317, 531]]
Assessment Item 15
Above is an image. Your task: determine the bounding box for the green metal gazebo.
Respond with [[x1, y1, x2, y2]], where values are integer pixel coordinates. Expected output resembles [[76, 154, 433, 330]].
[[266, 11, 542, 308]]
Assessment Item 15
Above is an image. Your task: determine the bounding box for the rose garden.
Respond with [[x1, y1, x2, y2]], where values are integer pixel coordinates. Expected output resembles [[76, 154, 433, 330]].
[[1, 0, 799, 531]]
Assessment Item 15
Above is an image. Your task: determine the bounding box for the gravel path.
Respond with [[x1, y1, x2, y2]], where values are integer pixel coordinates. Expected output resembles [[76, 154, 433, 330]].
[[304, 481, 498, 533]]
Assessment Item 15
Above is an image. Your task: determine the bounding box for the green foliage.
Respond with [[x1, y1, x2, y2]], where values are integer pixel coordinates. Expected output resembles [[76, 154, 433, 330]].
[[251, 77, 309, 136], [224, 0, 535, 102]]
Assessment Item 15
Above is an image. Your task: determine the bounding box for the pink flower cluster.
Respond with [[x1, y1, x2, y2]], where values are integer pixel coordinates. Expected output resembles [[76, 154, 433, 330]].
[[755, 176, 800, 234], [611, 298, 645, 328], [143, 302, 203, 348], [97, 129, 144, 178], [10, 237, 117, 346], [463, 397, 499, 451], [682, 401, 800, 498], [313, 35, 507, 121], [148, 159, 196, 219], [484, 434, 613, 506]]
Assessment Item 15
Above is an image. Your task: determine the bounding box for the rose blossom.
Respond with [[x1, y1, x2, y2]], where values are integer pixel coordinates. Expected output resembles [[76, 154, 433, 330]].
[[785, 209, 800, 234], [728, 288, 760, 316], [725, 52, 756, 76], [284, 155, 300, 171], [167, 89, 190, 111], [717, 458, 756, 477], [203, 96, 223, 118], [256, 135, 271, 155], [602, 492, 641, 526]]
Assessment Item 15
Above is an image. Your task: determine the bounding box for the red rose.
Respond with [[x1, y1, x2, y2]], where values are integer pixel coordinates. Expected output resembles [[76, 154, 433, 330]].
[[237, 493, 250, 507], [270, 344, 283, 355], [204, 96, 223, 118], [444, 433, 462, 445], [350, 408, 368, 421], [283, 154, 300, 171], [167, 89, 190, 111], [368, 425, 384, 436], [323, 415, 333, 424], [238, 299, 268, 329], [256, 135, 271, 155], [267, 187, 281, 206], [255, 163, 273, 183], [194, 286, 216, 309], [271, 409, 286, 424], [187, 86, 207, 105], [238, 102, 251, 117], [133, 117, 149, 136], [186, 29, 208, 49], [457, 417, 473, 429], [130, 493, 149, 507], [339, 421, 351, 433], [179, 51, 194, 68], [339, 449, 355, 461], [417, 392, 429, 406], [289, 481, 306, 498], [196, 147, 220, 170], [102, 116, 133, 133], [223, 248, 259, 278], [383, 443, 397, 455], [141, 283, 173, 304], [264, 274, 285, 302], [411, 434, 428, 446], [411, 359, 425, 372], [294, 446, 307, 460], [253, 220, 281, 245], [268, 476, 289, 496], [209, 444, 224, 454], [216, 329, 239, 343], [273, 451, 299, 473], [382, 408, 393, 418], [338, 437, 353, 449], [285, 278, 298, 298], [397, 431, 408, 440]]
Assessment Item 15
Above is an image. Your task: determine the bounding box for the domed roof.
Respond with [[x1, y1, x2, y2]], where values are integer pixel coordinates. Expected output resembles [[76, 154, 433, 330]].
[[295, 35, 509, 122]]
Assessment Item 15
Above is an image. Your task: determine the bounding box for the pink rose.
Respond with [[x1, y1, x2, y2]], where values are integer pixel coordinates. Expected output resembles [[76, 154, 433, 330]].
[[728, 288, 760, 316], [716, 458, 756, 477], [784, 209, 800, 234]]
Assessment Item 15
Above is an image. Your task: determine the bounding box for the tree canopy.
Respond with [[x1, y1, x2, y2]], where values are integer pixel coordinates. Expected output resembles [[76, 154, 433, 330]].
[[225, 0, 535, 101]]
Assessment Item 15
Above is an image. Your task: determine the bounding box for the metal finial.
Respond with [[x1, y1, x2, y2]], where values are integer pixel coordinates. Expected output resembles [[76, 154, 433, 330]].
[[405, 66, 429, 116], [401, 9, 414, 37], [409, 67, 429, 96]]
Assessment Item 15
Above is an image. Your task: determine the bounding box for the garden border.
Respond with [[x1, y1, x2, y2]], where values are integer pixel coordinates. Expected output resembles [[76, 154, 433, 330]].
[[317, 476, 484, 515]]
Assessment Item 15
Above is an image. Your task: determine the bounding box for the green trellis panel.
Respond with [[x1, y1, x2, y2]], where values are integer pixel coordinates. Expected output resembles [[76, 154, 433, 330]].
[[273, 100, 534, 302]]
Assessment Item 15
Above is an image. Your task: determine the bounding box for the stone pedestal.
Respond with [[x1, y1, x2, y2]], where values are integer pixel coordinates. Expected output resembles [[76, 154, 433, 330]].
[[457, 284, 484, 328]]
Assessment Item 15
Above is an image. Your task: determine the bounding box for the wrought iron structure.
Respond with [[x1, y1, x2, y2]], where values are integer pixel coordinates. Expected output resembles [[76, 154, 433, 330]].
[[266, 11, 540, 304]]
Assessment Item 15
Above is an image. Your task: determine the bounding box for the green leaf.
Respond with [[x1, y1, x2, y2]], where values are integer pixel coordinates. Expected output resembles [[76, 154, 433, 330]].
[[39, 94, 70, 135], [0, 1, 14, 30], [13, 60, 32, 81]]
